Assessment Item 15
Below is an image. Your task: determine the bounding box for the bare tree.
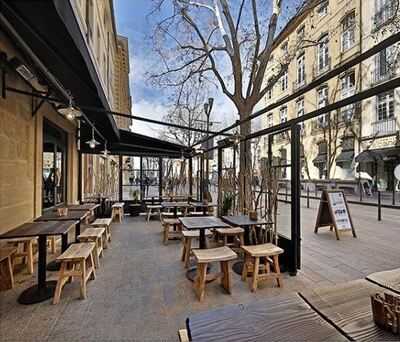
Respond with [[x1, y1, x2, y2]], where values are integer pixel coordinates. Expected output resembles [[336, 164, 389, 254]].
[[149, 0, 314, 209]]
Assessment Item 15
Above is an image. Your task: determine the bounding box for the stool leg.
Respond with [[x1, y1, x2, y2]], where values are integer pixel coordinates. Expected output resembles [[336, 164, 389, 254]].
[[163, 224, 169, 245], [98, 236, 104, 258], [107, 225, 111, 242], [251, 257, 260, 292], [220, 261, 231, 294], [195, 263, 207, 302], [181, 237, 186, 262], [241, 254, 248, 282], [7, 256, 14, 289], [80, 259, 87, 300], [53, 262, 66, 304], [273, 255, 282, 288], [26, 241, 34, 275], [184, 238, 191, 268], [89, 253, 96, 280], [147, 209, 151, 222]]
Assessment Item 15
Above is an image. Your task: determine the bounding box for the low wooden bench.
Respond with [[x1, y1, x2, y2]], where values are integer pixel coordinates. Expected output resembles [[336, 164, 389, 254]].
[[111, 203, 125, 223], [53, 242, 96, 304], [193, 246, 237, 301], [181, 229, 213, 268], [7, 238, 34, 275], [241, 243, 283, 292], [0, 247, 17, 291], [78, 228, 105, 268], [91, 218, 112, 247]]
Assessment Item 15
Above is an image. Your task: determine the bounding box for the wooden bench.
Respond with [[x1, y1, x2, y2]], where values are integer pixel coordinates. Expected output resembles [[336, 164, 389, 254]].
[[91, 218, 112, 247], [7, 238, 34, 274], [181, 229, 213, 268], [193, 246, 237, 301], [146, 204, 162, 222], [53, 242, 96, 304], [78, 228, 105, 268], [241, 243, 283, 292], [161, 217, 182, 245], [0, 247, 17, 291], [111, 202, 125, 223]]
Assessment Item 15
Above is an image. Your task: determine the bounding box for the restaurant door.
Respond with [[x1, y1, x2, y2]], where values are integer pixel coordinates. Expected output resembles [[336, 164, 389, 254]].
[[42, 120, 67, 209]]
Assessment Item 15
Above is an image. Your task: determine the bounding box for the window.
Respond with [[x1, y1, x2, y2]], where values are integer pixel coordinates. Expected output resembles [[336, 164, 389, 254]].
[[279, 107, 288, 123], [375, 46, 396, 81], [266, 78, 273, 100], [267, 113, 274, 127], [374, 0, 397, 28], [341, 12, 356, 51], [341, 71, 356, 121], [377, 91, 395, 121], [297, 25, 305, 41], [296, 98, 305, 117], [317, 1, 328, 16], [297, 53, 306, 86], [317, 35, 329, 72], [85, 0, 93, 41], [317, 86, 329, 127], [281, 70, 288, 91], [122, 157, 141, 201]]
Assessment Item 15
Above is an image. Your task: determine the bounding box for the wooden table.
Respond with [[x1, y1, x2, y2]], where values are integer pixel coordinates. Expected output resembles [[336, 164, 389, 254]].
[[161, 201, 192, 217], [35, 211, 88, 240], [0, 221, 77, 304], [222, 215, 272, 244], [299, 279, 397, 341], [66, 203, 100, 215], [186, 294, 347, 342], [190, 202, 218, 215]]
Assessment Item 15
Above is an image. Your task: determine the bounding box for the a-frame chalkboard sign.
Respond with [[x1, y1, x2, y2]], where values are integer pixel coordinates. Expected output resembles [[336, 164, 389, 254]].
[[314, 190, 356, 240]]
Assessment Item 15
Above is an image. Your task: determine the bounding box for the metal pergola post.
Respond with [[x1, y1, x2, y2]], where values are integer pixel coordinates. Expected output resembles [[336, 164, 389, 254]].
[[188, 156, 193, 200], [159, 157, 163, 200], [118, 155, 123, 202], [217, 145, 223, 216]]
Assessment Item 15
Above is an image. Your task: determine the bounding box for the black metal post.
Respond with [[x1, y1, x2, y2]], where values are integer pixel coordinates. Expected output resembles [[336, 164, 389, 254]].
[[188, 157, 193, 200], [159, 157, 163, 200], [378, 191, 382, 221], [118, 155, 123, 202], [140, 156, 144, 201], [307, 187, 310, 208], [78, 152, 82, 204], [290, 124, 301, 275], [200, 154, 204, 202], [217, 146, 223, 216], [392, 179, 396, 205]]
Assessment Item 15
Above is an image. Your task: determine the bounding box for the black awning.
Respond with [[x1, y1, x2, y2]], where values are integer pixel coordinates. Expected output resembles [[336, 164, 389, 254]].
[[355, 147, 400, 163], [313, 153, 327, 165], [81, 129, 191, 158], [0, 0, 119, 142], [336, 150, 354, 165]]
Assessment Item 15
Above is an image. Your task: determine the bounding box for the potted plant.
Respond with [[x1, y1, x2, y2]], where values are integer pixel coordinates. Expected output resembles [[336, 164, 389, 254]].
[[221, 192, 234, 216]]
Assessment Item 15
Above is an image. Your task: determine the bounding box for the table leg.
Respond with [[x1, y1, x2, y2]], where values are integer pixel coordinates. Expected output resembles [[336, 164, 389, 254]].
[[75, 221, 81, 241], [18, 236, 57, 305], [47, 233, 69, 271]]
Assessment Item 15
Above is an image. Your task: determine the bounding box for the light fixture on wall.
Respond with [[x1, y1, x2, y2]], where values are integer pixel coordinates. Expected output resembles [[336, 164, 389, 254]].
[[86, 127, 100, 149], [101, 141, 110, 158], [57, 96, 82, 121]]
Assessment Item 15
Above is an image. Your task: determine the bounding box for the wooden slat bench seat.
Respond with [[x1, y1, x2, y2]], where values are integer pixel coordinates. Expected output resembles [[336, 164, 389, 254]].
[[366, 268, 400, 295], [53, 242, 96, 304], [91, 218, 112, 245], [0, 247, 17, 291], [192, 246, 237, 301], [185, 294, 347, 342], [299, 279, 397, 341], [78, 228, 105, 268]]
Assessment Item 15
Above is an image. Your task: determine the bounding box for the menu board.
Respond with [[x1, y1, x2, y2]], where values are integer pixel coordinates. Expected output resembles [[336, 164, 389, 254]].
[[314, 190, 356, 240]]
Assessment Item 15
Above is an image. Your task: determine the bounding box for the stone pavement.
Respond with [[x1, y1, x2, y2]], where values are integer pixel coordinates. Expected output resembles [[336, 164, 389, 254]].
[[0, 202, 399, 341]]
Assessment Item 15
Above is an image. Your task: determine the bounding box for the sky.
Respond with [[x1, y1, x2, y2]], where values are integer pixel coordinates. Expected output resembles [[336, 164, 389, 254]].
[[113, 0, 300, 139]]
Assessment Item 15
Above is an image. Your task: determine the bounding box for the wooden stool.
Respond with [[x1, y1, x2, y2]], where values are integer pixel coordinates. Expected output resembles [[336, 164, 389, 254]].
[[192, 246, 237, 301], [161, 218, 182, 245], [78, 228, 105, 268], [111, 203, 125, 223], [181, 229, 213, 268], [146, 205, 162, 222], [53, 242, 96, 304], [91, 218, 112, 247], [0, 247, 17, 291], [215, 227, 245, 250], [7, 238, 34, 274], [241, 243, 284, 292]]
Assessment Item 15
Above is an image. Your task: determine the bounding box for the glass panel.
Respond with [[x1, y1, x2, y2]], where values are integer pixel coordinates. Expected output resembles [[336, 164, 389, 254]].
[[43, 150, 55, 209], [122, 156, 141, 201], [55, 148, 64, 205], [142, 157, 160, 200]]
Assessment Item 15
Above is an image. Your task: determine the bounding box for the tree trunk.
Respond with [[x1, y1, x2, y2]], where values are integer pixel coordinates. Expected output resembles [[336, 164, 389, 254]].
[[238, 110, 252, 212]]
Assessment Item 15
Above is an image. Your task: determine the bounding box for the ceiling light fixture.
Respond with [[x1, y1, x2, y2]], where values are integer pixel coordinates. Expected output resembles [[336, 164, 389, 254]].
[[58, 96, 82, 121], [86, 127, 100, 149]]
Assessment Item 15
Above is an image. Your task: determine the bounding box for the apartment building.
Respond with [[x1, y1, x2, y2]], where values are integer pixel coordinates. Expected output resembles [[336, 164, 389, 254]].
[[261, 0, 399, 191]]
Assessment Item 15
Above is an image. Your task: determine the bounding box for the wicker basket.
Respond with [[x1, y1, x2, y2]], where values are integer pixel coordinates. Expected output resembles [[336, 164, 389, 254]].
[[371, 292, 400, 334]]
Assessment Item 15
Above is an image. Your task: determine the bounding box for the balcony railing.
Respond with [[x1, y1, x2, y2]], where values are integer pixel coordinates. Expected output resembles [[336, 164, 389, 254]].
[[373, 1, 398, 29], [372, 68, 396, 85], [372, 117, 397, 135]]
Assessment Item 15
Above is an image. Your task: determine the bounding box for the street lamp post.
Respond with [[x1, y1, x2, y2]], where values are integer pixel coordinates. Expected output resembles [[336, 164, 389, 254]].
[[203, 97, 214, 198]]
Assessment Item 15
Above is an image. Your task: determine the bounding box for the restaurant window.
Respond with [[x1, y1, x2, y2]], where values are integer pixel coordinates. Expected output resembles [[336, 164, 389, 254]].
[[122, 156, 141, 201], [377, 90, 394, 121], [341, 11, 356, 51], [42, 120, 67, 209], [142, 157, 160, 199]]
